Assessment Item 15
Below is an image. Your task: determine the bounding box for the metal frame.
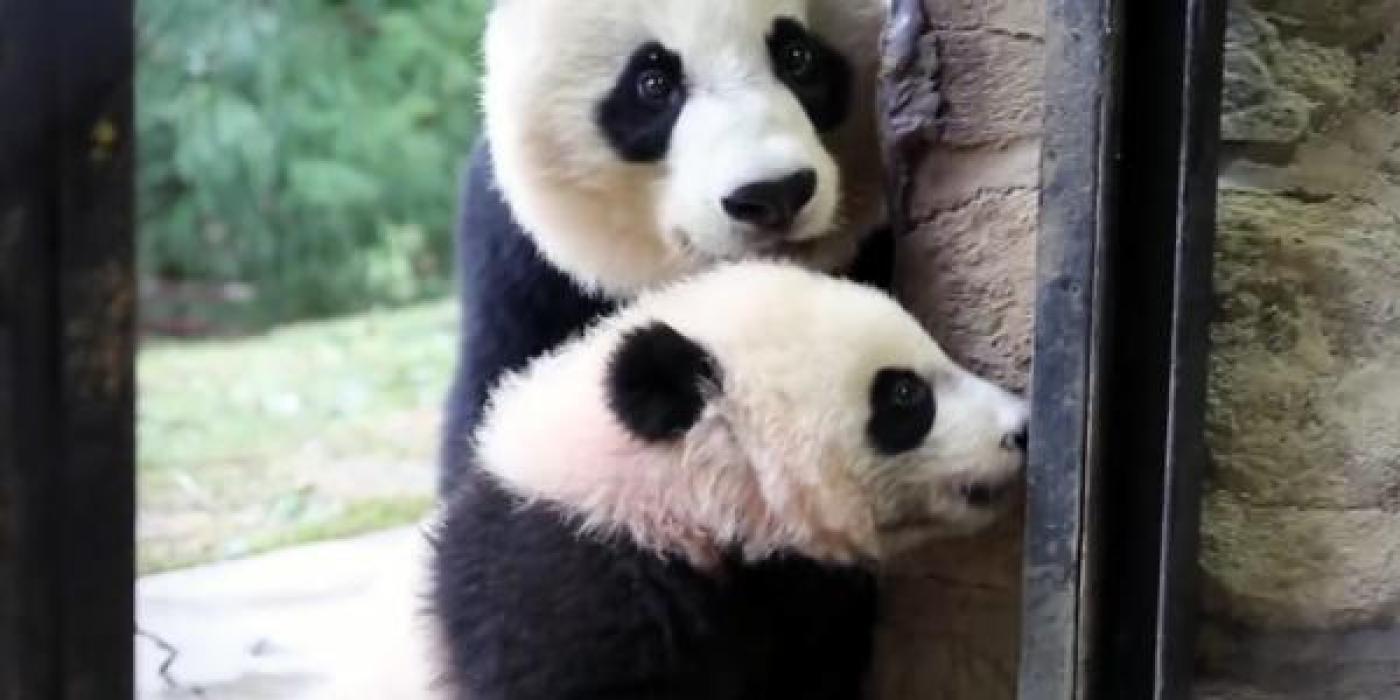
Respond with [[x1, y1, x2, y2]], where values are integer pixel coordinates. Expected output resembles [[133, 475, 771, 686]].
[[0, 0, 136, 697], [1019, 0, 1227, 698]]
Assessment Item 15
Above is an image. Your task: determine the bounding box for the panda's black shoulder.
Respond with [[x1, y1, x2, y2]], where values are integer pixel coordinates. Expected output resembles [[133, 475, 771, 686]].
[[438, 140, 616, 495], [430, 472, 743, 699], [453, 140, 615, 345], [429, 471, 878, 700]]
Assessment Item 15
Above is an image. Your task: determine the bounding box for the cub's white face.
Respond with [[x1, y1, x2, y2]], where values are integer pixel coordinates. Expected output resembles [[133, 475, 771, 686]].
[[484, 0, 887, 295], [476, 263, 1029, 567]]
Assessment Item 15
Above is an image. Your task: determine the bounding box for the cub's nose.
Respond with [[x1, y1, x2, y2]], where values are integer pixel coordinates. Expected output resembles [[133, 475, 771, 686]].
[[721, 169, 817, 231], [1001, 424, 1028, 452]]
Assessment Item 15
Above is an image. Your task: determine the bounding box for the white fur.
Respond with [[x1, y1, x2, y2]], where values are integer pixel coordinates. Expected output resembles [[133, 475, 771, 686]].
[[474, 262, 1028, 567], [482, 0, 887, 296]]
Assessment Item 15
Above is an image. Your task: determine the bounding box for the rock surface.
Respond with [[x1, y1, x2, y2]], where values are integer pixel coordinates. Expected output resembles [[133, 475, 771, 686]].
[[1198, 0, 1400, 693], [873, 1, 1041, 697]]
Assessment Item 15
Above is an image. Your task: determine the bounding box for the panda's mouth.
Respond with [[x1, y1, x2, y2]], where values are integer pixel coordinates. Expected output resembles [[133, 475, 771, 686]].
[[693, 236, 820, 266], [876, 480, 1012, 534], [876, 514, 941, 534], [675, 212, 835, 258], [751, 234, 826, 259], [957, 480, 1013, 509]]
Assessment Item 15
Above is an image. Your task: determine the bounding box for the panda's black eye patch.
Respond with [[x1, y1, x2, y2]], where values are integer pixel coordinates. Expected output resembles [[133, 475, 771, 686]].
[[766, 18, 851, 132], [606, 322, 721, 443], [597, 42, 686, 162], [868, 369, 936, 455]]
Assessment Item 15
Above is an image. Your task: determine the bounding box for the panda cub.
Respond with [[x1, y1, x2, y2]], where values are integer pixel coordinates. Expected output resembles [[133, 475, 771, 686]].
[[442, 0, 891, 494], [432, 262, 1029, 700]]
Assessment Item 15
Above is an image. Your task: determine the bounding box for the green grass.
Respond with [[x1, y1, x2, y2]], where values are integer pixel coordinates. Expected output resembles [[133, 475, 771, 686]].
[[138, 300, 455, 574]]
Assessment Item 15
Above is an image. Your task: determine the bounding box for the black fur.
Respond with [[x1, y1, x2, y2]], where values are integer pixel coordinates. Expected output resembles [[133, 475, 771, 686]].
[[848, 222, 894, 289], [597, 42, 687, 162], [867, 369, 936, 456], [439, 142, 616, 495], [607, 322, 720, 442], [432, 471, 878, 700], [438, 140, 891, 496], [767, 18, 852, 133]]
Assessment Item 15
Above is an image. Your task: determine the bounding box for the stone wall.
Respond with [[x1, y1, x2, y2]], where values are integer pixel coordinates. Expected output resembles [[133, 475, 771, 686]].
[[1197, 0, 1400, 696], [871, 1, 1042, 697]]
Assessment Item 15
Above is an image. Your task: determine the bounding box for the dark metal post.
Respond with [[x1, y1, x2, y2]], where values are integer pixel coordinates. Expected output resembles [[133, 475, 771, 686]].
[[1144, 1, 1228, 695], [0, 0, 136, 697], [1019, 0, 1122, 696], [1019, 0, 1226, 697]]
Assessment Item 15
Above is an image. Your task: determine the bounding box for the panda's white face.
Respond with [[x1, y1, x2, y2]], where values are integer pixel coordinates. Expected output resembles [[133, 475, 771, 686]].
[[483, 0, 886, 295], [475, 263, 1028, 567]]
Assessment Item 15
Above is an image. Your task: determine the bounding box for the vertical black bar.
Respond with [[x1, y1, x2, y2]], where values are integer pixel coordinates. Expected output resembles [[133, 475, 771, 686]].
[[1087, 0, 1226, 698], [1022, 0, 1226, 697], [1091, 0, 1186, 692], [0, 0, 63, 691], [0, 0, 136, 698], [0, 4, 64, 697], [1155, 0, 1226, 696], [1018, 0, 1121, 697]]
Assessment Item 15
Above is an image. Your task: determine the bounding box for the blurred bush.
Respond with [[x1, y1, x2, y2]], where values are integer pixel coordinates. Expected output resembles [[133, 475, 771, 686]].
[[137, 0, 487, 328]]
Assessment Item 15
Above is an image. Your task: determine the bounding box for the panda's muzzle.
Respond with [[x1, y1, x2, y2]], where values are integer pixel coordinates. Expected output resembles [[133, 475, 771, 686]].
[[962, 424, 1028, 508]]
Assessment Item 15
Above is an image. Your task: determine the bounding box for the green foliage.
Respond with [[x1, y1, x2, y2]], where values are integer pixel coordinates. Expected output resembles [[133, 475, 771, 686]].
[[137, 0, 488, 325]]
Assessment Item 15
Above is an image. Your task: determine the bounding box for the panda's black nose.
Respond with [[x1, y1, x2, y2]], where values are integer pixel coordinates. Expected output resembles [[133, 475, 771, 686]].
[[1001, 425, 1029, 452], [722, 169, 817, 232]]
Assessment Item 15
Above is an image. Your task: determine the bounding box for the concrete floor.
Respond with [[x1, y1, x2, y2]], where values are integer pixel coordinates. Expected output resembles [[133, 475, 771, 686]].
[[136, 526, 446, 700]]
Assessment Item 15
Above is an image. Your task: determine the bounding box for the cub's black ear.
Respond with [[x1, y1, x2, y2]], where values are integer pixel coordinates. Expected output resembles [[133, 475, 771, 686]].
[[606, 322, 721, 442]]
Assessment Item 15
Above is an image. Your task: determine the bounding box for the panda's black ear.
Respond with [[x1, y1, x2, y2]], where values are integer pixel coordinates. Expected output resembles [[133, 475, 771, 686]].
[[606, 322, 721, 442]]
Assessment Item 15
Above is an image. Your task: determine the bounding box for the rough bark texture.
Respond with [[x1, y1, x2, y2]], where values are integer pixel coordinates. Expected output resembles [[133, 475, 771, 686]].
[[1196, 0, 1400, 695], [870, 1, 1042, 697]]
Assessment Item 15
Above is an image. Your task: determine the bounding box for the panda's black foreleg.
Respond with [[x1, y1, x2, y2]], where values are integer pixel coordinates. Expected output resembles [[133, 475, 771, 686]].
[[846, 224, 896, 292]]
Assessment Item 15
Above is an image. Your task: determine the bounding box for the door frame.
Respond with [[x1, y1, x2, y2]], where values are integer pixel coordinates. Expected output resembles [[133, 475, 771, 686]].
[[0, 0, 136, 697]]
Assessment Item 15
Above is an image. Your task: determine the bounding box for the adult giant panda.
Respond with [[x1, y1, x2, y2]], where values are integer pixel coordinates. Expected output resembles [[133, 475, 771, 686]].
[[432, 262, 1029, 700], [442, 0, 891, 494]]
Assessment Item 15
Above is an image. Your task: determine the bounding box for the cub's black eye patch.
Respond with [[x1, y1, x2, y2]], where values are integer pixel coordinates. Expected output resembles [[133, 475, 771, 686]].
[[766, 18, 851, 132], [606, 322, 721, 443], [597, 42, 687, 162], [868, 369, 935, 455]]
